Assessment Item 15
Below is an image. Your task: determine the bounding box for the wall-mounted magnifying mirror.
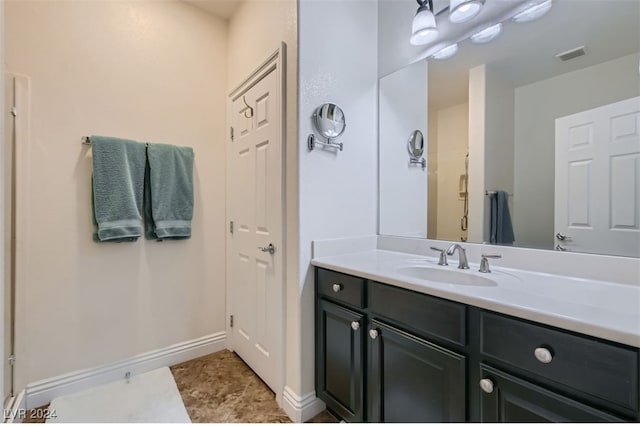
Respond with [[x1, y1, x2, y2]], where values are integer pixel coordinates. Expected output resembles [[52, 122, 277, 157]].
[[308, 103, 346, 151], [407, 130, 426, 168]]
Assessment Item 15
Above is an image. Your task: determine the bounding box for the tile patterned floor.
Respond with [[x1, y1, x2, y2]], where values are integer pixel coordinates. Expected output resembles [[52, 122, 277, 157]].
[[23, 350, 337, 423]]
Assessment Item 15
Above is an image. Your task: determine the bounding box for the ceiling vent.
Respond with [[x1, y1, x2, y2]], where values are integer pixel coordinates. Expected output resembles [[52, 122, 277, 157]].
[[556, 46, 587, 62]]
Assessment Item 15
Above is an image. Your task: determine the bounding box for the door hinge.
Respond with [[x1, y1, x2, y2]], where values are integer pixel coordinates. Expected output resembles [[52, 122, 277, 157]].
[[230, 126, 234, 141], [10, 106, 17, 118], [230, 315, 234, 328], [229, 221, 234, 234], [8, 354, 15, 366]]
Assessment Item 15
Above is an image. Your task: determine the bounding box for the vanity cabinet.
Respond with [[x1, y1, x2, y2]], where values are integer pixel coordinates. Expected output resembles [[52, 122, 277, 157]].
[[480, 311, 639, 417], [479, 364, 625, 422], [315, 267, 640, 423], [315, 269, 366, 422], [316, 299, 365, 422], [316, 269, 467, 422], [367, 320, 466, 422]]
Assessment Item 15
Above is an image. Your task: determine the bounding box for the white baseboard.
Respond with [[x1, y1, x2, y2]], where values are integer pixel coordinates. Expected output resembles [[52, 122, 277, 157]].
[[24, 332, 226, 410], [281, 386, 325, 423], [3, 389, 26, 423]]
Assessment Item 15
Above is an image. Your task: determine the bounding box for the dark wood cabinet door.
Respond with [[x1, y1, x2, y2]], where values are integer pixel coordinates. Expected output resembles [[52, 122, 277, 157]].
[[368, 320, 466, 422], [479, 365, 626, 422], [316, 299, 365, 422]]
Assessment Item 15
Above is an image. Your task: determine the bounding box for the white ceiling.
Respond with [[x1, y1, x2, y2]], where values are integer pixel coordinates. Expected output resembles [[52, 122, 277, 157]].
[[428, 0, 640, 109], [182, 0, 243, 20]]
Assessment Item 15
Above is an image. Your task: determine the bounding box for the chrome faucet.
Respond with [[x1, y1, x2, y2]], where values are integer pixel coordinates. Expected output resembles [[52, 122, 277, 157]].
[[446, 244, 469, 269]]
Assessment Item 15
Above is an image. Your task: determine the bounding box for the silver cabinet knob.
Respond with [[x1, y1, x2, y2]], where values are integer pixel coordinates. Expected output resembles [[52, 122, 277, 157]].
[[480, 378, 494, 394], [258, 243, 276, 254], [369, 329, 379, 340], [332, 283, 343, 293], [351, 321, 360, 331], [534, 347, 553, 364]]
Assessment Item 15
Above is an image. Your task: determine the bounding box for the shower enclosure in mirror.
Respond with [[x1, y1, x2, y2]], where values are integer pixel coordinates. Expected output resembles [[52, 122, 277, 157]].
[[378, 0, 640, 257]]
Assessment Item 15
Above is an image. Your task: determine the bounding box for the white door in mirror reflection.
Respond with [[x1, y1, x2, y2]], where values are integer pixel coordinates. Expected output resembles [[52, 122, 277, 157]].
[[555, 96, 640, 257]]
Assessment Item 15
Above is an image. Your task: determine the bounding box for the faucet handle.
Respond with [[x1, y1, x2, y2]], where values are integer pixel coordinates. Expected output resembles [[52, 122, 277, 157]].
[[479, 254, 502, 273], [430, 247, 448, 266]]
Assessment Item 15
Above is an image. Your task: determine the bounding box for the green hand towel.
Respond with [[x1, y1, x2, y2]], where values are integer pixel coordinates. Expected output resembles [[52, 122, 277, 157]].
[[144, 143, 194, 240], [91, 136, 147, 242]]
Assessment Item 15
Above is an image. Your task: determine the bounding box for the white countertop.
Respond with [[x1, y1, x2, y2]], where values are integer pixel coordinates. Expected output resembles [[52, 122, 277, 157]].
[[311, 249, 640, 348]]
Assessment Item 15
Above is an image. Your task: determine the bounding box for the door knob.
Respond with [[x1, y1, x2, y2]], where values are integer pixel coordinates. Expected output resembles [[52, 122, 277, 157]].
[[258, 243, 276, 254], [479, 378, 494, 394], [555, 244, 567, 251], [555, 233, 571, 241]]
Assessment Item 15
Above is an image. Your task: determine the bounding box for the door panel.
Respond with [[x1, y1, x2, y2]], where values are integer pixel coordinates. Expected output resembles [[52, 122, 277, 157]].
[[368, 320, 466, 422], [316, 299, 364, 422], [480, 365, 624, 422]]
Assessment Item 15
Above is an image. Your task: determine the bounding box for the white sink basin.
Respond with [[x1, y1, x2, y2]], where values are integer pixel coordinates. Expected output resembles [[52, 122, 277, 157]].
[[396, 266, 498, 287]]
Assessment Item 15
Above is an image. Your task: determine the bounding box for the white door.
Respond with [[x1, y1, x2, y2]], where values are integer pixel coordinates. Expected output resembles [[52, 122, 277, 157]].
[[227, 53, 284, 394], [555, 96, 640, 256]]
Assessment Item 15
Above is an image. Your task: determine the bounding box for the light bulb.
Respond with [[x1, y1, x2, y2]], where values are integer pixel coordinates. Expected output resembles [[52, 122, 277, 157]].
[[432, 43, 459, 60], [470, 23, 502, 44], [410, 6, 439, 46], [449, 0, 483, 24], [512, 0, 553, 23]]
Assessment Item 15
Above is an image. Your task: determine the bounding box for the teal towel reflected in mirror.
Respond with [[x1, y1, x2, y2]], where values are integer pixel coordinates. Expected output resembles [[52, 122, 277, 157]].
[[490, 191, 515, 245]]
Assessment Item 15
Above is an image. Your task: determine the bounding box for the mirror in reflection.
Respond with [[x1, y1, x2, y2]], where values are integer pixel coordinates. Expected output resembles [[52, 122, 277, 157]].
[[407, 130, 425, 159]]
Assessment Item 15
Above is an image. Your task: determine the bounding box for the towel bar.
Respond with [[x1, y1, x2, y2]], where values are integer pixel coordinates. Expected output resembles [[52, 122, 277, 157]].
[[485, 190, 513, 196]]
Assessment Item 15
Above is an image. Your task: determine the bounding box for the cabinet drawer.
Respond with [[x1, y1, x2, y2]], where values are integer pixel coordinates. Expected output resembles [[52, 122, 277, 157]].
[[481, 311, 639, 413], [317, 268, 365, 309], [368, 281, 466, 347]]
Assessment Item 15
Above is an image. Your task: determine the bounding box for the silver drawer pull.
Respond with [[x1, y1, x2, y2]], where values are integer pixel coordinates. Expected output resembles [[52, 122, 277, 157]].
[[351, 321, 360, 331], [332, 283, 343, 293], [479, 378, 494, 394], [369, 329, 379, 340], [534, 347, 553, 364]]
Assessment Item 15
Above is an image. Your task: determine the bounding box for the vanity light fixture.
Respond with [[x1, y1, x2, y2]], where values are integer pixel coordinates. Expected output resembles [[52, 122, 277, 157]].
[[512, 0, 553, 23], [470, 23, 502, 43], [432, 43, 459, 59], [410, 0, 439, 46], [449, 0, 484, 24]]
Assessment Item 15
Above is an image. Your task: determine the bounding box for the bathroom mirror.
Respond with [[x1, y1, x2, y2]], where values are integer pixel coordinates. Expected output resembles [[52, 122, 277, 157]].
[[308, 103, 346, 151], [407, 130, 424, 159], [378, 0, 640, 257], [315, 103, 346, 138]]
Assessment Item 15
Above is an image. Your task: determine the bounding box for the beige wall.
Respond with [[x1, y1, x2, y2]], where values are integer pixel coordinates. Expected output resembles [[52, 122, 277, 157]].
[[6, 0, 228, 388], [227, 0, 299, 407], [427, 105, 438, 239], [435, 103, 468, 242], [467, 65, 486, 243]]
